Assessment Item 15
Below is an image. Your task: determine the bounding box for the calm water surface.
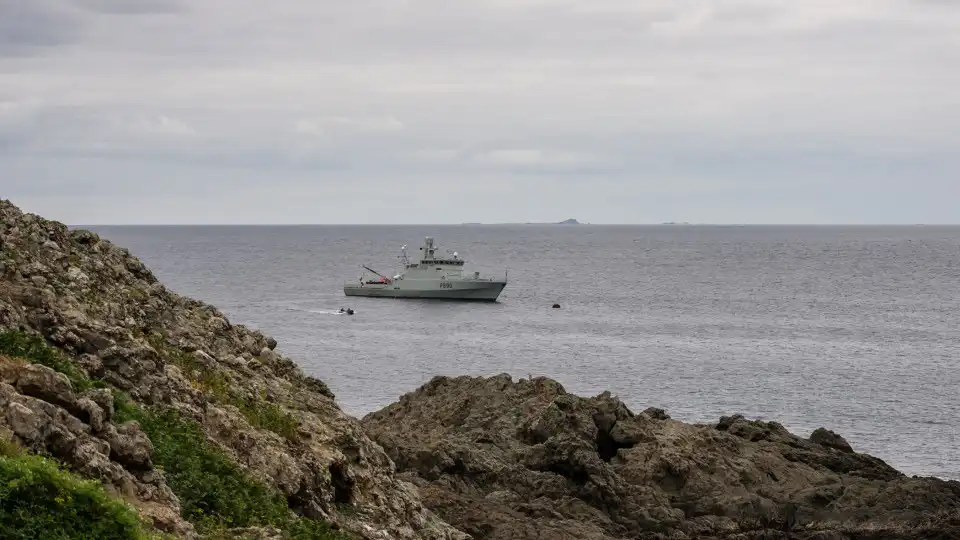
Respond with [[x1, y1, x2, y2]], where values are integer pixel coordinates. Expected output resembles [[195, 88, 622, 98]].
[[87, 224, 960, 480]]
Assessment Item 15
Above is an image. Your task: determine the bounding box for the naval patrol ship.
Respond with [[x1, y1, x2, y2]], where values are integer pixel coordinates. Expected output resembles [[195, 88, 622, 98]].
[[343, 236, 507, 301]]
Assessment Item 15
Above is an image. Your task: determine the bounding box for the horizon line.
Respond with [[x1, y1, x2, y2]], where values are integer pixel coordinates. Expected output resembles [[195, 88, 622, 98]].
[[71, 222, 960, 227]]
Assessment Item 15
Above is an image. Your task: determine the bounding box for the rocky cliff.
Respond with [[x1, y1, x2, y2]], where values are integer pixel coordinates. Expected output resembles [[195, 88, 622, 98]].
[[0, 199, 464, 540], [362, 374, 960, 540]]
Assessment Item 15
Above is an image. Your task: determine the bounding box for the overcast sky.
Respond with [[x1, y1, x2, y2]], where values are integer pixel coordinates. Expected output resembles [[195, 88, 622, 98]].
[[2, 0, 959, 224]]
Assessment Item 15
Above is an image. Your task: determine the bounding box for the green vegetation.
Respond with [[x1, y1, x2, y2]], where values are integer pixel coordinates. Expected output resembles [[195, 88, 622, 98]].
[[0, 329, 98, 392], [235, 395, 301, 441], [0, 442, 157, 540], [146, 332, 301, 441], [113, 399, 346, 539], [2, 329, 347, 540]]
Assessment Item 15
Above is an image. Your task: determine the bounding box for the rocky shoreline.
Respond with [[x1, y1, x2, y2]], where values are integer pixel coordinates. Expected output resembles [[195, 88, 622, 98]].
[[1, 198, 958, 539], [363, 375, 960, 539]]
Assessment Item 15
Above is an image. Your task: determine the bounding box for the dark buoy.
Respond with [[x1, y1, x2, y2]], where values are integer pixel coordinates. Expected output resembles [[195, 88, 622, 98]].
[[552, 303, 561, 309]]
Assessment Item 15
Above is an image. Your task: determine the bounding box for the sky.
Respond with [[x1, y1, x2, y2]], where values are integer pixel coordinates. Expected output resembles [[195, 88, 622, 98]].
[[1, 0, 959, 225]]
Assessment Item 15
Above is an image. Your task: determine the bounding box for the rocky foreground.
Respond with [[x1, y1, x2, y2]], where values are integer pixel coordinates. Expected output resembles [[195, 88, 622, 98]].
[[0, 199, 463, 539], [362, 375, 960, 539], [1, 197, 959, 540]]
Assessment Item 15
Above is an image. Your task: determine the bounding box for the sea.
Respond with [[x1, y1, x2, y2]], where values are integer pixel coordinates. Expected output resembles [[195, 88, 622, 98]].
[[86, 224, 960, 480]]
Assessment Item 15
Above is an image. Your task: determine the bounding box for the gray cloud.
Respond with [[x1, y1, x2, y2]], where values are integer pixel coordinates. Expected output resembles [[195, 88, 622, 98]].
[[75, 0, 183, 15], [1, 0, 958, 223], [0, 0, 81, 56]]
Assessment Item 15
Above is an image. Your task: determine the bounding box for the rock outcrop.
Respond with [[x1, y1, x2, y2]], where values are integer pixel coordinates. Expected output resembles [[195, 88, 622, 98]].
[[362, 374, 960, 540], [0, 199, 464, 540], [1, 354, 193, 536]]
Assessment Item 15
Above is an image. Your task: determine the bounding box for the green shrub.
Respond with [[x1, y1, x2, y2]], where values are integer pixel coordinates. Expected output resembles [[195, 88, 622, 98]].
[[1, 329, 343, 538], [113, 399, 346, 539], [236, 397, 301, 442], [146, 333, 300, 442], [0, 451, 155, 540], [0, 329, 95, 392]]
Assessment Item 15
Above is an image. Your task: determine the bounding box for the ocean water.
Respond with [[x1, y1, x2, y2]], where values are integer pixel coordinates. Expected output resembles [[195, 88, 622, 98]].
[[87, 224, 960, 480]]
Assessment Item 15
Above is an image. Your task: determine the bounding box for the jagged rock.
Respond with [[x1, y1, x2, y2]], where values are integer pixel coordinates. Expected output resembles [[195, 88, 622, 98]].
[[77, 353, 104, 376], [85, 387, 115, 423], [809, 427, 853, 454], [363, 374, 960, 540], [76, 396, 106, 432], [5, 400, 42, 441], [103, 421, 154, 470], [191, 349, 216, 370], [641, 407, 670, 420], [14, 363, 76, 409]]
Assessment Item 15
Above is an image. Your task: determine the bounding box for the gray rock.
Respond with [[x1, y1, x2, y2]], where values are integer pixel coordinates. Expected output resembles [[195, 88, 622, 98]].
[[14, 363, 76, 409], [84, 388, 115, 422], [641, 406, 670, 420], [67, 266, 90, 283], [191, 349, 217, 370], [76, 397, 106, 432], [77, 353, 104, 377], [103, 421, 154, 470], [6, 402, 42, 440], [810, 427, 854, 453]]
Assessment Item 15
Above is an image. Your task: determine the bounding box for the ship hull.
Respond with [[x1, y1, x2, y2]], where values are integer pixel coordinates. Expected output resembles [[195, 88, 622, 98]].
[[343, 279, 506, 301]]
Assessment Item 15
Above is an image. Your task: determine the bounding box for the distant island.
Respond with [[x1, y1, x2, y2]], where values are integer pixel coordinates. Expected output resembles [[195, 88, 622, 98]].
[[460, 218, 586, 225]]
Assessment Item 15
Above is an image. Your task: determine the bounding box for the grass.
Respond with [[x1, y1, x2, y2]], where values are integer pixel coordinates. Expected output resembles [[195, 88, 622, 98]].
[[235, 394, 301, 442], [0, 329, 99, 392], [113, 398, 347, 539], [146, 333, 301, 442], [1, 328, 302, 442], [0, 442, 159, 540], [2, 329, 347, 540]]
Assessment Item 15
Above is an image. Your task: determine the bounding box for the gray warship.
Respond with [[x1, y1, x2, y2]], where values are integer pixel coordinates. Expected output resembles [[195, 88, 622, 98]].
[[343, 236, 507, 301]]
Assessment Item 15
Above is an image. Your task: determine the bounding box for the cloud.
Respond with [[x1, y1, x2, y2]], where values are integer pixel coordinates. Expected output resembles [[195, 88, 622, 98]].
[[468, 149, 610, 173], [125, 115, 197, 137], [0, 0, 958, 223], [0, 0, 81, 56], [75, 0, 183, 15], [0, 100, 41, 132], [295, 116, 405, 136]]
